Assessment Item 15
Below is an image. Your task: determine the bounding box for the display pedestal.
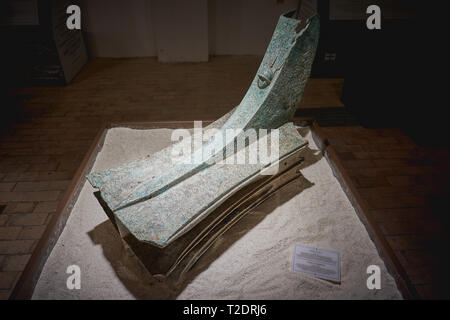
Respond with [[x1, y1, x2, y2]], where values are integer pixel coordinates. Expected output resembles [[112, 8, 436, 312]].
[[13, 122, 402, 300]]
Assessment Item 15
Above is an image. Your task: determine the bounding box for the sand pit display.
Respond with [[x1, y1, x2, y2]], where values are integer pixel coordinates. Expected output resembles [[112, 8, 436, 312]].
[[32, 127, 401, 300]]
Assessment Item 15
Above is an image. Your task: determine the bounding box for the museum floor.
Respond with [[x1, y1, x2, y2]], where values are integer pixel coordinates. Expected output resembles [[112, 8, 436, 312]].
[[1, 57, 449, 299]]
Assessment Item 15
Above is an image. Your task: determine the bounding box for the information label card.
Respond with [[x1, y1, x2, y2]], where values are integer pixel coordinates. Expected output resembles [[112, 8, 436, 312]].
[[292, 244, 341, 282]]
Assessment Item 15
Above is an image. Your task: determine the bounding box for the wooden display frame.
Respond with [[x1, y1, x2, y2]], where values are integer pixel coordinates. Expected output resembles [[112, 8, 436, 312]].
[[10, 120, 417, 300]]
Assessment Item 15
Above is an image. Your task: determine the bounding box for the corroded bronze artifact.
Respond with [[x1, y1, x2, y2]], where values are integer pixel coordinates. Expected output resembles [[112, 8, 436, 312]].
[[87, 9, 319, 284]]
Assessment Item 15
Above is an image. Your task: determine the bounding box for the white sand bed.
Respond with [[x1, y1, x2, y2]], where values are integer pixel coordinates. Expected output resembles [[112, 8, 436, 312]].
[[32, 127, 401, 300]]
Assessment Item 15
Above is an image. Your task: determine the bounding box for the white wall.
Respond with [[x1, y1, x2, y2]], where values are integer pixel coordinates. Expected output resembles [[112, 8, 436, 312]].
[[80, 0, 302, 59], [152, 0, 208, 62], [80, 0, 157, 57], [209, 0, 299, 55]]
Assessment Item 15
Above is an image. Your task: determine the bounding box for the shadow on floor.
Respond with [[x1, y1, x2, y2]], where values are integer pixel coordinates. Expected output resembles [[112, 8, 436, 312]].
[[425, 191, 450, 299], [87, 138, 322, 299]]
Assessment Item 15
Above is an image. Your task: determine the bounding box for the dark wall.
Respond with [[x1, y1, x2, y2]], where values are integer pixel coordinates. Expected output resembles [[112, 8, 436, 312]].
[[1, 0, 55, 83], [313, 0, 448, 145]]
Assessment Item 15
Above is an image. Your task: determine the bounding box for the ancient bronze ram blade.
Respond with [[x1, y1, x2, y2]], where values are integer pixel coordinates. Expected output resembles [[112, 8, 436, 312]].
[[96, 140, 307, 284], [87, 10, 319, 281]]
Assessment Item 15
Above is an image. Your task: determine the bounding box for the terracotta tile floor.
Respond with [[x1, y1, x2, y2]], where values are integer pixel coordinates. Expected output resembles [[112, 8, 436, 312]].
[[1, 57, 448, 299], [316, 126, 450, 299]]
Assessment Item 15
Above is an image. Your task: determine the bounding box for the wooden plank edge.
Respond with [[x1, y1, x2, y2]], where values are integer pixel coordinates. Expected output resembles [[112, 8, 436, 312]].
[[9, 122, 109, 300], [108, 120, 214, 130], [308, 120, 420, 300]]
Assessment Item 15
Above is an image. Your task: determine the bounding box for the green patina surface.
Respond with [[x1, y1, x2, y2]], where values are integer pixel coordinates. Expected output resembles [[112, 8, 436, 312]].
[[87, 11, 320, 247], [114, 123, 306, 247]]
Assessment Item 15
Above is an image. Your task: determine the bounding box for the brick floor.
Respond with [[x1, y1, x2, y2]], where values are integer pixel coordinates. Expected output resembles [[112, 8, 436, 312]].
[[318, 126, 450, 299]]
